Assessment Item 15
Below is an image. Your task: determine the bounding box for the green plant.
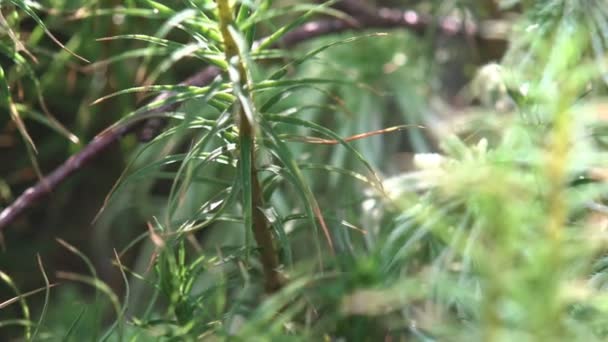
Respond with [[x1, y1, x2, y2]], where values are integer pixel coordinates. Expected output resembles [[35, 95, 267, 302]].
[[4, 0, 608, 341]]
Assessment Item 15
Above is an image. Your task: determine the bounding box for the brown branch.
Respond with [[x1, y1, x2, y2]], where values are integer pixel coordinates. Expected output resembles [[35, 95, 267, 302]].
[[0, 2, 489, 231], [0, 67, 222, 231]]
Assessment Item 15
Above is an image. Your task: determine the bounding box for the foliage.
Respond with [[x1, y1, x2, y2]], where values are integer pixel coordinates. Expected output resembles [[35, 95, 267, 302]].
[[3, 0, 608, 341]]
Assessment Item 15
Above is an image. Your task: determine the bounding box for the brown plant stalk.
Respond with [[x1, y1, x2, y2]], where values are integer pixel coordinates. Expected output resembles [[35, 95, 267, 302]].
[[217, 0, 282, 292]]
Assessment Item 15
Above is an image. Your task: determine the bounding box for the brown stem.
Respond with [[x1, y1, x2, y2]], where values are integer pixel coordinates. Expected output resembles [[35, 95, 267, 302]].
[[218, 0, 282, 292], [251, 164, 283, 292], [0, 2, 489, 231]]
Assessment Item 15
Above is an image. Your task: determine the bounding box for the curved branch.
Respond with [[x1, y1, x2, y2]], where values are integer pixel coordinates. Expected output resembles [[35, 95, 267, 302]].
[[0, 2, 489, 231]]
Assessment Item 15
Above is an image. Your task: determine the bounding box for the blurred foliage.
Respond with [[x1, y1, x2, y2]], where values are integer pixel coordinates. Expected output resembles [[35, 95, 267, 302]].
[[3, 0, 608, 341]]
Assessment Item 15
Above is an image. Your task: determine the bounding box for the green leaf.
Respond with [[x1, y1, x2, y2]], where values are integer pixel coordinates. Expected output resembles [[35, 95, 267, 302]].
[[265, 114, 384, 192], [0, 270, 31, 339], [260, 118, 334, 255], [9, 0, 89, 63], [96, 34, 227, 68], [254, 0, 338, 51], [0, 65, 36, 153]]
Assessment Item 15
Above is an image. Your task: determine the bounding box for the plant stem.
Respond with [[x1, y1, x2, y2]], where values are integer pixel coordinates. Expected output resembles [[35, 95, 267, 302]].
[[217, 0, 282, 292]]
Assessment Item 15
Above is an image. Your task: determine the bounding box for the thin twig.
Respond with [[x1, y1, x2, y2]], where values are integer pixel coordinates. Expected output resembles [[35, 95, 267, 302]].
[[0, 2, 488, 230]]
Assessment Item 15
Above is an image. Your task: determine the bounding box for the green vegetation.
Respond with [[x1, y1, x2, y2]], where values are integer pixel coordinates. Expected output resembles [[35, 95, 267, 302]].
[[3, 0, 608, 340]]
